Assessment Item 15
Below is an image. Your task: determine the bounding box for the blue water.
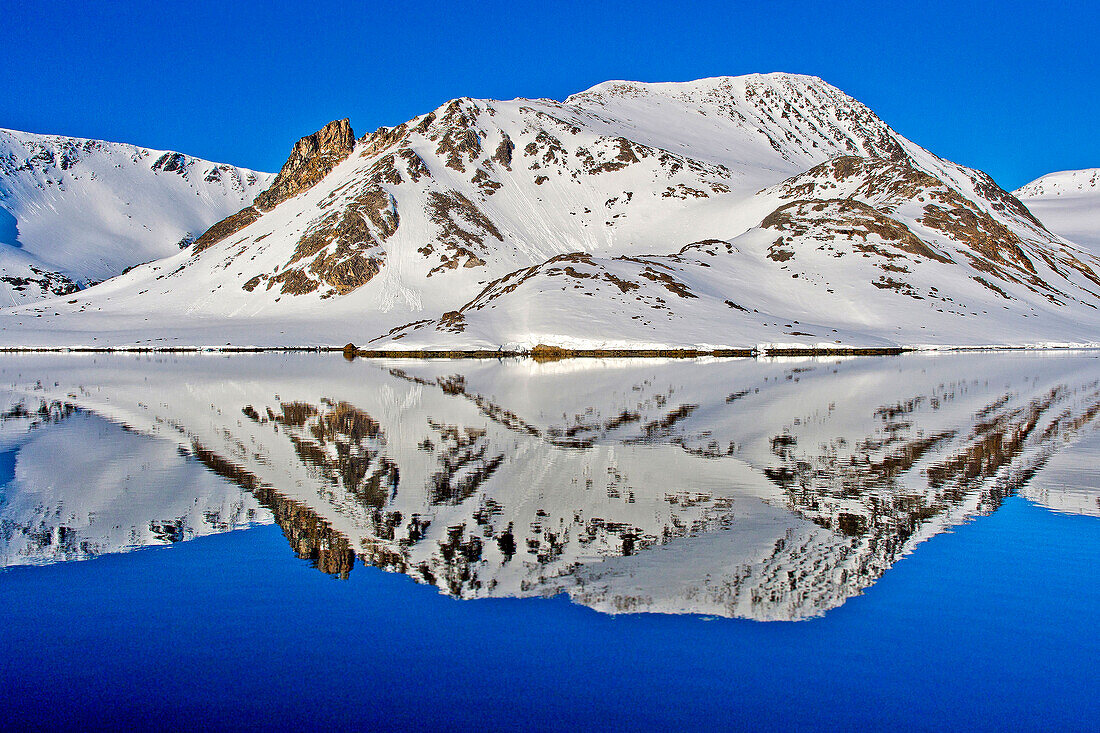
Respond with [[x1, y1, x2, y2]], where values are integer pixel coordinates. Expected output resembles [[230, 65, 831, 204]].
[[1, 496, 1095, 731], [2, 352, 1099, 729]]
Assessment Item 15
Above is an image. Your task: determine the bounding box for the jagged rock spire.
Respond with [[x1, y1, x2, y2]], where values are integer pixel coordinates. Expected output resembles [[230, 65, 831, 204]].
[[254, 118, 356, 212], [192, 118, 356, 254]]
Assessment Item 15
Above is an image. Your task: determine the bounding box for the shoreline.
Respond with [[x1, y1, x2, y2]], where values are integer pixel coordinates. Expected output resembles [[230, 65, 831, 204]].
[[0, 344, 1095, 358]]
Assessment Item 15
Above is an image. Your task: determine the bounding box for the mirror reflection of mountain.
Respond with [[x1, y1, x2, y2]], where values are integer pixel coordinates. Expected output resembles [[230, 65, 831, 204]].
[[1, 352, 1097, 620], [0, 400, 268, 566]]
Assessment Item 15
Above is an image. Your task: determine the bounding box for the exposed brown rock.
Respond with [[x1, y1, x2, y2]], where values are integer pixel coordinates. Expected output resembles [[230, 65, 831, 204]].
[[967, 169, 1045, 228], [492, 134, 514, 169], [776, 156, 943, 207], [662, 184, 709, 199], [429, 100, 482, 172], [425, 190, 503, 274], [398, 148, 431, 182], [281, 169, 398, 296], [414, 111, 436, 135], [438, 310, 467, 333], [358, 123, 409, 159], [191, 119, 356, 256], [767, 238, 795, 262], [577, 137, 642, 175], [921, 204, 1035, 274], [471, 168, 502, 194], [314, 253, 382, 295], [633, 263, 697, 298], [526, 131, 567, 168], [269, 268, 320, 295], [151, 152, 188, 174], [763, 198, 951, 263], [254, 118, 356, 212], [761, 155, 1100, 302], [191, 206, 261, 255]]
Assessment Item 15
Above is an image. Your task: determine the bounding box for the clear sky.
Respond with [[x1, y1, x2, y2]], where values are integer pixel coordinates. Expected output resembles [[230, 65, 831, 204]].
[[5, 0, 1097, 190]]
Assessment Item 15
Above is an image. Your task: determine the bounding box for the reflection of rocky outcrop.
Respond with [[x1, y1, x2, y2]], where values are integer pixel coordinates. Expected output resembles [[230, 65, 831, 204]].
[[736, 380, 1100, 615], [3, 353, 1098, 619], [258, 400, 400, 509], [424, 421, 504, 505], [189, 441, 356, 578]]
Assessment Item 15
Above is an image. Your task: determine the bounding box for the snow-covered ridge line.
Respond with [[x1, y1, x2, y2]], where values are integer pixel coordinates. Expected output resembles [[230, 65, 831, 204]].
[[1014, 168, 1100, 198], [0, 126, 272, 304], [1014, 167, 1100, 255]]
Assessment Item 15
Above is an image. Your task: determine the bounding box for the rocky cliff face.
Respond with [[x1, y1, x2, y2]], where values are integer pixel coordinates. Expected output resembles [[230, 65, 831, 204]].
[[256, 118, 356, 211], [192, 119, 356, 255]]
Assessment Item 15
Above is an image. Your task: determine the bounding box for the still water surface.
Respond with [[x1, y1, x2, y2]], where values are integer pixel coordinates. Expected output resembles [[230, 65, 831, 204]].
[[0, 352, 1097, 729]]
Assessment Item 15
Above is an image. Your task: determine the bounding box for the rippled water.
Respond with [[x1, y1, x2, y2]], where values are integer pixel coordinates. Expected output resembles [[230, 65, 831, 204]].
[[0, 352, 1097, 729]]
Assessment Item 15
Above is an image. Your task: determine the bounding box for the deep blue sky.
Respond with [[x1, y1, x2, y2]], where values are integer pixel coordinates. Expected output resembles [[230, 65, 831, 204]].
[[5, 0, 1097, 190]]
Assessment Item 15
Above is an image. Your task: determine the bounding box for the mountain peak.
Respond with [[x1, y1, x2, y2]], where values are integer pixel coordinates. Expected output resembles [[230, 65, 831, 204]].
[[1015, 168, 1100, 198], [564, 72, 830, 103], [254, 118, 356, 212], [0, 127, 271, 303], [191, 118, 357, 255]]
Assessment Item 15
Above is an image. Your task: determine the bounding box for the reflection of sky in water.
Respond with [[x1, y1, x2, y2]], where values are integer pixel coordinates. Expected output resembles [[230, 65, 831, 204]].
[[1, 494, 1095, 730]]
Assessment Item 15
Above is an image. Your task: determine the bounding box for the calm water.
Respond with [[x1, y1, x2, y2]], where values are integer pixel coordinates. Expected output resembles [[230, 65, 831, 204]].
[[0, 352, 1097, 730]]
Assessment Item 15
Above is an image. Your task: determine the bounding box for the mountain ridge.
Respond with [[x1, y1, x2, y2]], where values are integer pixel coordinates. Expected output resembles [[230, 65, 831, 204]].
[[1, 73, 1098, 349], [1014, 168, 1100, 253], [0, 127, 272, 304]]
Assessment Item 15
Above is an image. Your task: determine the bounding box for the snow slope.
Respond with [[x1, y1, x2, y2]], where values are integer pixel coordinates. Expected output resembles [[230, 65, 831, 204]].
[[386, 156, 1100, 350], [3, 351, 1097, 619], [1015, 168, 1100, 253], [0, 128, 272, 304], [0, 401, 268, 567], [2, 75, 1098, 349]]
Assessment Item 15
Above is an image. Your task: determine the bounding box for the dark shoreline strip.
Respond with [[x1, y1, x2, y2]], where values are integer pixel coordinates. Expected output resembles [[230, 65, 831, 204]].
[[0, 346, 913, 358], [0, 346, 338, 354]]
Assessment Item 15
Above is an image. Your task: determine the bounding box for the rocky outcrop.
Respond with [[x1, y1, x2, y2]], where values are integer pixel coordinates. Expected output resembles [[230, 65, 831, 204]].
[[254, 118, 356, 212], [192, 119, 356, 255], [190, 206, 262, 254]]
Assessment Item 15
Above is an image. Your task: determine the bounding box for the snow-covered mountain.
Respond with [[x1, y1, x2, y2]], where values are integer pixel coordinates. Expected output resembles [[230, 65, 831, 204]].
[[3, 74, 1099, 349], [3, 352, 1097, 619], [388, 155, 1100, 350], [0, 128, 272, 304], [1014, 168, 1100, 254]]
